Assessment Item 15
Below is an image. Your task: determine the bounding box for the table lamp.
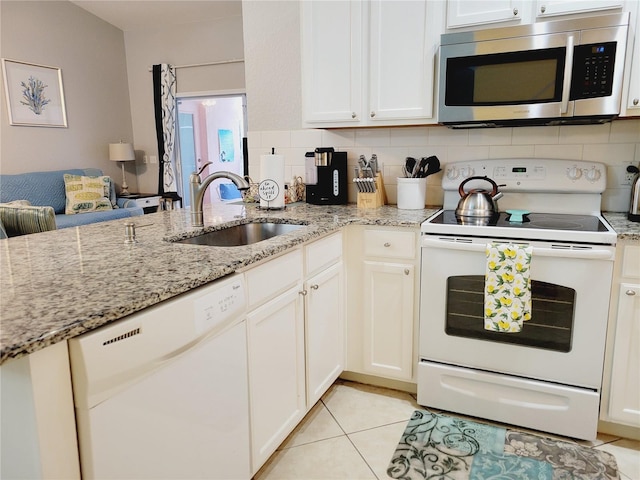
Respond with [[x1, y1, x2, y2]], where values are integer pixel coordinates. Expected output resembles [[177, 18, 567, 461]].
[[109, 142, 135, 196]]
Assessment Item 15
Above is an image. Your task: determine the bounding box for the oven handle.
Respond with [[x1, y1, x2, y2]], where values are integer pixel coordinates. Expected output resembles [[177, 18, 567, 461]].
[[421, 237, 614, 260]]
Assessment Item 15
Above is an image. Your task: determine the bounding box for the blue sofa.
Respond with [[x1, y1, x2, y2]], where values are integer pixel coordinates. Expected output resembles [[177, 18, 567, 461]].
[[0, 168, 144, 234]]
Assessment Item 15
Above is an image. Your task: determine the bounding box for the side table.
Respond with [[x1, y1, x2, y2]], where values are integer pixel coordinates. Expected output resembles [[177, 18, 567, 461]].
[[118, 194, 162, 214]]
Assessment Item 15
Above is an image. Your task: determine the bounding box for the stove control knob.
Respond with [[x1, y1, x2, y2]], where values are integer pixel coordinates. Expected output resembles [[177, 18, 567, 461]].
[[567, 166, 582, 181], [585, 167, 602, 182], [446, 167, 460, 180]]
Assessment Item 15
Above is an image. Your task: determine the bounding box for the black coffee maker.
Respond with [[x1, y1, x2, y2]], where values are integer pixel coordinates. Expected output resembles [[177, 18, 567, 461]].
[[305, 148, 348, 205]]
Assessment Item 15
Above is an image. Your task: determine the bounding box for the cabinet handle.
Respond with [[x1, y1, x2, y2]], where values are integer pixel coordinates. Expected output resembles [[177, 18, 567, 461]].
[[540, 5, 546, 13], [513, 8, 518, 15], [310, 284, 319, 290], [352, 112, 357, 119], [370, 111, 376, 118], [299, 290, 308, 296], [634, 98, 639, 106], [404, 269, 410, 275], [384, 242, 391, 247], [626, 290, 637, 296]]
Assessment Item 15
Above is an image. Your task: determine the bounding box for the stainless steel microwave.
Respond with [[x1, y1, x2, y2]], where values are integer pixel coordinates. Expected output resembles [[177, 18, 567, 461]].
[[438, 13, 630, 128]]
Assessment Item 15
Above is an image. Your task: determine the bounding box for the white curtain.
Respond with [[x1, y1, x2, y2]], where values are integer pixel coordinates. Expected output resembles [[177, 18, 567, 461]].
[[152, 64, 180, 198]]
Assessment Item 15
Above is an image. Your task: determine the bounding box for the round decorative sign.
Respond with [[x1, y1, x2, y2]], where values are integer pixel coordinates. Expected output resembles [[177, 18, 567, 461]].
[[258, 179, 279, 202]]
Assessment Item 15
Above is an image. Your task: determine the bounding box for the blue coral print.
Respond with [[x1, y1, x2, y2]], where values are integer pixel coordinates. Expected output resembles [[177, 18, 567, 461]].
[[20, 76, 50, 115]]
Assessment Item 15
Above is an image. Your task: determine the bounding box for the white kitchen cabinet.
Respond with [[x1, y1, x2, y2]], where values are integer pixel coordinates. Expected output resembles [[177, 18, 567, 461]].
[[446, 0, 523, 28], [535, 0, 623, 18], [245, 234, 345, 474], [300, 1, 362, 124], [622, 3, 640, 116], [346, 225, 420, 382], [245, 249, 306, 474], [362, 260, 415, 380], [305, 261, 345, 406], [602, 242, 640, 429], [247, 285, 306, 474], [301, 0, 441, 127], [304, 232, 345, 407]]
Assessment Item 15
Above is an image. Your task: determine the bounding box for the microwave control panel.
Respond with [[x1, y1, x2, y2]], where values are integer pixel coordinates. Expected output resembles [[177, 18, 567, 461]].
[[570, 42, 616, 99]]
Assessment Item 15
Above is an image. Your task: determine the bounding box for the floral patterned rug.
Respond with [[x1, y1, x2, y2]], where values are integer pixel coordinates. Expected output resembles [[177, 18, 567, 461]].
[[388, 410, 619, 479]]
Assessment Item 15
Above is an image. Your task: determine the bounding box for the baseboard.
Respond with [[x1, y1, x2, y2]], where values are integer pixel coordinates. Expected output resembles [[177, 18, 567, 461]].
[[339, 371, 417, 395], [597, 419, 640, 441]]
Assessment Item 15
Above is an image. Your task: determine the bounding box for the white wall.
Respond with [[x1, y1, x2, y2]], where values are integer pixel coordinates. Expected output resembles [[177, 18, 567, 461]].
[[124, 14, 245, 194], [0, 0, 134, 191]]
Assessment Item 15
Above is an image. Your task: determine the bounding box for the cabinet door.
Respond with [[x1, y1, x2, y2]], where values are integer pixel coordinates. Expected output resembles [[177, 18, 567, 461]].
[[535, 0, 622, 17], [623, 5, 640, 116], [362, 261, 415, 381], [608, 283, 640, 427], [447, 0, 523, 28], [368, 0, 436, 121], [305, 262, 345, 407], [301, 0, 362, 124], [247, 287, 306, 473]]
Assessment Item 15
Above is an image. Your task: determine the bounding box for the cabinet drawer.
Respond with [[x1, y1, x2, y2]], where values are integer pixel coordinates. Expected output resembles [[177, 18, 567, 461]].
[[246, 249, 303, 309], [622, 245, 640, 279], [305, 231, 343, 275], [363, 228, 416, 259], [136, 196, 160, 208]]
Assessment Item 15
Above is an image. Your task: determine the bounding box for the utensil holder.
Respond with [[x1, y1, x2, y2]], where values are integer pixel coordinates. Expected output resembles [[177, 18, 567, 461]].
[[397, 177, 427, 210], [357, 173, 387, 209]]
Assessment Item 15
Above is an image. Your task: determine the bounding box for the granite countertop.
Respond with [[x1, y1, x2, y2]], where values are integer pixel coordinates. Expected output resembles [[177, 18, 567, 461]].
[[1, 205, 636, 366], [0, 203, 438, 365], [603, 212, 640, 241]]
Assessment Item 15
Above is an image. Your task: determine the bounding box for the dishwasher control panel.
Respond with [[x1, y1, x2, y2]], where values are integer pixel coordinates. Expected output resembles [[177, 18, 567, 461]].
[[195, 275, 246, 335]]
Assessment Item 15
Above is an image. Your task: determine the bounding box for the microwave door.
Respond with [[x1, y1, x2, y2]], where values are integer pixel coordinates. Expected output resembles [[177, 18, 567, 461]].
[[439, 33, 575, 124]]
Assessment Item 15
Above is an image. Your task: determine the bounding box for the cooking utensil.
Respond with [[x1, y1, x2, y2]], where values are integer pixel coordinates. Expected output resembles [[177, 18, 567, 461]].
[[455, 176, 504, 218], [628, 164, 640, 222], [405, 157, 417, 177]]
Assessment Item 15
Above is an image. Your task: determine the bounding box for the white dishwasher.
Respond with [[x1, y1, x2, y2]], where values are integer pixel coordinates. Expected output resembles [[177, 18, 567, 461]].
[[69, 274, 250, 480]]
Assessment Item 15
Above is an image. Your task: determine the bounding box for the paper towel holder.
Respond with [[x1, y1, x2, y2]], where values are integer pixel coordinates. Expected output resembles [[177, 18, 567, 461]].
[[258, 147, 286, 210]]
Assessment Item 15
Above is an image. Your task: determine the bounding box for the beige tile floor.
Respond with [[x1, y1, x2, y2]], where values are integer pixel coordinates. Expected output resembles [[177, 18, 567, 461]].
[[254, 379, 640, 480]]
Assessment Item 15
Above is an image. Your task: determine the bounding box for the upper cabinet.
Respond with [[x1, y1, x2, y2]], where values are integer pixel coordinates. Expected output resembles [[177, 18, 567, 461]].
[[446, 0, 523, 29], [535, 0, 624, 18], [301, 0, 442, 128], [622, 4, 640, 116]]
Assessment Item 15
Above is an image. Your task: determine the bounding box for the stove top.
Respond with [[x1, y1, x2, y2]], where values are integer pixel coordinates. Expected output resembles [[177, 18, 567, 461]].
[[422, 210, 616, 245], [427, 158, 617, 245]]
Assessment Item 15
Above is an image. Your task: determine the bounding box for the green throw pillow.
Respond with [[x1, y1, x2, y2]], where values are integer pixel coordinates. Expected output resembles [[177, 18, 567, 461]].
[[64, 174, 113, 214]]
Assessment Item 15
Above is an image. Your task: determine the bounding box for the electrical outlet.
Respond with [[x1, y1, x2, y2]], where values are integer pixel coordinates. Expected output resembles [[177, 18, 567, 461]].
[[622, 161, 637, 186], [149, 156, 157, 164]]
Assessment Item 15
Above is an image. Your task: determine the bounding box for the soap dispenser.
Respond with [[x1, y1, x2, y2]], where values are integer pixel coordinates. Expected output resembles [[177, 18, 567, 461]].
[[628, 164, 640, 222]]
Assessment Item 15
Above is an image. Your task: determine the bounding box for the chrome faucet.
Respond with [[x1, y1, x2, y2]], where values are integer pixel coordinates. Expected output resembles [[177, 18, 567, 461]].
[[189, 162, 250, 227]]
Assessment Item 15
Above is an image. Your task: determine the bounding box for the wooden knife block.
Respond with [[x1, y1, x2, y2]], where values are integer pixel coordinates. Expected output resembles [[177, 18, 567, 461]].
[[357, 173, 387, 209]]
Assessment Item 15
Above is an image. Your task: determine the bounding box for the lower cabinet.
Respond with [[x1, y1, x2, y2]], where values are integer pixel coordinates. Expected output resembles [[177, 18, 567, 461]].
[[346, 225, 420, 383], [247, 285, 306, 473], [245, 232, 345, 474], [362, 260, 415, 380], [602, 242, 640, 430], [305, 261, 345, 407]]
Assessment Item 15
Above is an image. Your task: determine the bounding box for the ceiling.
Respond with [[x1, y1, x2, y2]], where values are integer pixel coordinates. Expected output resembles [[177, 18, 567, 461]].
[[70, 0, 243, 32]]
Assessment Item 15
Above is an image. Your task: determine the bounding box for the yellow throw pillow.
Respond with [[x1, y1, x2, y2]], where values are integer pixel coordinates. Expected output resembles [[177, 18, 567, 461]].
[[64, 174, 113, 214]]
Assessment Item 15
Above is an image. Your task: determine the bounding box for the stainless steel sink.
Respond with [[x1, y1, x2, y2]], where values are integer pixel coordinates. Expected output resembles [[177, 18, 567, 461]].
[[174, 222, 305, 247]]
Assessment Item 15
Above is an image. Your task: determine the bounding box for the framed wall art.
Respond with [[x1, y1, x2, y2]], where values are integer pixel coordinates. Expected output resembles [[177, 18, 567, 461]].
[[2, 59, 68, 127]]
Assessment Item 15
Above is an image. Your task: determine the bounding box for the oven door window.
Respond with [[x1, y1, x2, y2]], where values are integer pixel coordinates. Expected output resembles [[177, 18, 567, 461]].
[[444, 48, 566, 106], [445, 275, 575, 352]]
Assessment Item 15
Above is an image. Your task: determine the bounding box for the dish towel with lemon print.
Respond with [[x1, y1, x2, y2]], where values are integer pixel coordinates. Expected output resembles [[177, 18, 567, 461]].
[[485, 243, 532, 332]]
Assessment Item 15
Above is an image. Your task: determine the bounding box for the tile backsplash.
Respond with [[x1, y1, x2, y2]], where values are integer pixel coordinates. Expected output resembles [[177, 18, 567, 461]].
[[248, 119, 640, 212]]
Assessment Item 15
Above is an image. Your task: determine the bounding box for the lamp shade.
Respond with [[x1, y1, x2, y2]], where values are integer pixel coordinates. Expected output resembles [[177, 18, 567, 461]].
[[109, 143, 135, 162]]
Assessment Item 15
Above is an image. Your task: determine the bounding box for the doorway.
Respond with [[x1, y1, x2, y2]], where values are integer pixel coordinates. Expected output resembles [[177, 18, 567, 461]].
[[176, 94, 247, 208]]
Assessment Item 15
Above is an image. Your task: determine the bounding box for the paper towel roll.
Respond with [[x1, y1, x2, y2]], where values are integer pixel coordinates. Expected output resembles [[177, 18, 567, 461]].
[[259, 154, 285, 209]]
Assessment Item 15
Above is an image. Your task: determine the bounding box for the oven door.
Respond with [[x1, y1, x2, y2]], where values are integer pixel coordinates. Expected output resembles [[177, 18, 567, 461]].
[[419, 235, 615, 389]]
